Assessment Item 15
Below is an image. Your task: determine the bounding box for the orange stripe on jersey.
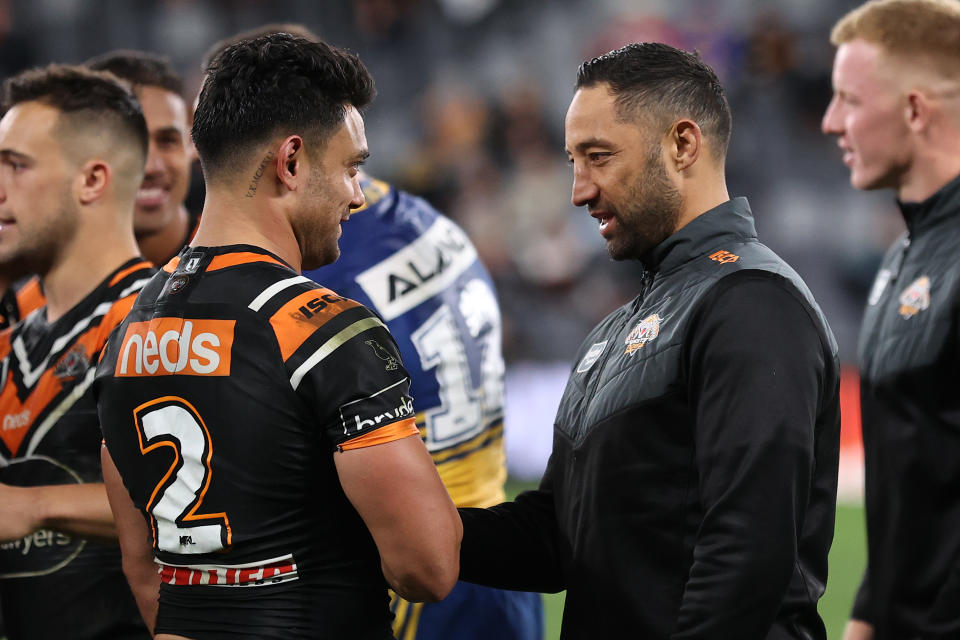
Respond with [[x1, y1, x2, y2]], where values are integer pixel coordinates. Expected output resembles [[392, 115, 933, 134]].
[[116, 318, 235, 377], [109, 261, 153, 287], [269, 289, 362, 361], [0, 327, 12, 360], [207, 252, 287, 272], [338, 418, 419, 451], [15, 277, 45, 319], [163, 256, 180, 273], [0, 364, 63, 455]]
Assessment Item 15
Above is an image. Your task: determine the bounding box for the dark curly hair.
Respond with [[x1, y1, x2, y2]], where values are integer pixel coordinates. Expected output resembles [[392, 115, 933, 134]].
[[192, 32, 375, 178], [576, 43, 732, 159]]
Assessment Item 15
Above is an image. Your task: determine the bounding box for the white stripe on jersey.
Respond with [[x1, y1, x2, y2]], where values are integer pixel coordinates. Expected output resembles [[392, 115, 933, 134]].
[[25, 366, 97, 456], [14, 276, 150, 388], [248, 276, 313, 312], [120, 277, 152, 300], [289, 316, 386, 391]]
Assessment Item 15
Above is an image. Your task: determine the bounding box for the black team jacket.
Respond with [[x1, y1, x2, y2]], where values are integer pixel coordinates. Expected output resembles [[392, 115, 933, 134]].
[[460, 198, 841, 639], [852, 173, 960, 639]]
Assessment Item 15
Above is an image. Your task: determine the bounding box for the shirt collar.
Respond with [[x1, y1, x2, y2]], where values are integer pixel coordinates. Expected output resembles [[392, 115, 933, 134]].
[[897, 171, 960, 238], [642, 197, 755, 273]]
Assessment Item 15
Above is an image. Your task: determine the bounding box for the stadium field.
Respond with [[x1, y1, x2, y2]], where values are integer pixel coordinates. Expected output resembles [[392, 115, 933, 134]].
[[506, 480, 866, 639]]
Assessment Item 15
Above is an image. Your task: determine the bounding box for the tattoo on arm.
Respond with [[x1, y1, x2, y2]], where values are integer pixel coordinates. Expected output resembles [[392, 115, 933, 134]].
[[245, 152, 275, 198]]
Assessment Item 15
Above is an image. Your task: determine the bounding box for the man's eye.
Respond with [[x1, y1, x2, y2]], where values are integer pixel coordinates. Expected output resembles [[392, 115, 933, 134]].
[[589, 152, 610, 162]]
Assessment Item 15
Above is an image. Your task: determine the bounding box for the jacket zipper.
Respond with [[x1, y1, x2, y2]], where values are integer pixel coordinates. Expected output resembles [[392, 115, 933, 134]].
[[579, 268, 656, 430]]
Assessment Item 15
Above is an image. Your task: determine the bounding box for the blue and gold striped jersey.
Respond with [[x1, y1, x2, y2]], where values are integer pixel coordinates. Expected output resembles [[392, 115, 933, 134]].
[[307, 176, 507, 508]]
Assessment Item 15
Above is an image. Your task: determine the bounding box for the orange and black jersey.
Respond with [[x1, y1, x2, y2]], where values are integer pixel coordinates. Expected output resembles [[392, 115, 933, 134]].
[[0, 258, 154, 640], [95, 245, 417, 640], [0, 276, 45, 330]]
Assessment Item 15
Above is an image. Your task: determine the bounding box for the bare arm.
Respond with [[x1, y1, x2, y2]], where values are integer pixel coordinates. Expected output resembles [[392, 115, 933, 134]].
[[0, 481, 116, 542], [102, 445, 159, 635], [843, 620, 874, 640], [335, 434, 462, 602]]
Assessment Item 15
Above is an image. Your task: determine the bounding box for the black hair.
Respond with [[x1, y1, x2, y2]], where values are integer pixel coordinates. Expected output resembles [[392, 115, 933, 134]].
[[200, 23, 321, 72], [576, 43, 732, 157], [85, 49, 184, 96], [3, 63, 148, 161], [192, 32, 375, 178]]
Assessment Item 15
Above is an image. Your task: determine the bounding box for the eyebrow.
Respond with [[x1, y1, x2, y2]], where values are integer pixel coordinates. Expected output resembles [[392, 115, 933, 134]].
[[0, 149, 30, 162], [153, 125, 185, 136], [566, 137, 617, 155]]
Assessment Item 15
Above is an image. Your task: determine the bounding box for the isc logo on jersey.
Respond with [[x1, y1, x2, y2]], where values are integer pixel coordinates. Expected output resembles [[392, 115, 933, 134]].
[[117, 318, 235, 377]]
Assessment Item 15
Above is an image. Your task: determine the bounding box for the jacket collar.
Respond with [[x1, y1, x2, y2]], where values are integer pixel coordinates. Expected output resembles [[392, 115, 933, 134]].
[[897, 171, 960, 238], [642, 197, 755, 274]]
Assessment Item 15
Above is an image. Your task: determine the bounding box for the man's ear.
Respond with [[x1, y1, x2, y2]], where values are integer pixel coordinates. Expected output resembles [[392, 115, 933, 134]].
[[276, 135, 305, 191], [76, 159, 111, 205], [665, 119, 703, 173], [905, 90, 931, 134], [668, 119, 703, 172]]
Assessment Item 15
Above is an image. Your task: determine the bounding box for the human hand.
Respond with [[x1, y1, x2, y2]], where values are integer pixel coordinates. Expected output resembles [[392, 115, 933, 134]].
[[842, 619, 875, 640], [0, 482, 42, 542]]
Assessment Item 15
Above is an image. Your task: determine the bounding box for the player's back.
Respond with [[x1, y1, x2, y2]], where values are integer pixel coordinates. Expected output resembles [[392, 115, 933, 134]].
[[96, 245, 412, 639]]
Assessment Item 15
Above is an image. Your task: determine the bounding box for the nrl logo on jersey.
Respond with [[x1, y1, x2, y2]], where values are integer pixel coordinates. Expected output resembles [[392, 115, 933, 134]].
[[181, 253, 205, 274], [898, 276, 930, 318], [576, 341, 607, 373], [624, 314, 662, 355], [54, 344, 90, 379], [867, 268, 892, 306]]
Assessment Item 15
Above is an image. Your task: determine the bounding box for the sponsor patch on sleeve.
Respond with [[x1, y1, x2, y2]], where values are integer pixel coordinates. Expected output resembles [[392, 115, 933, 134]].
[[338, 378, 415, 436]]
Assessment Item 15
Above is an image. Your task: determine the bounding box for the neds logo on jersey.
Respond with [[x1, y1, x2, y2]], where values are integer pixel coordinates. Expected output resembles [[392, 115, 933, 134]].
[[117, 318, 235, 377]]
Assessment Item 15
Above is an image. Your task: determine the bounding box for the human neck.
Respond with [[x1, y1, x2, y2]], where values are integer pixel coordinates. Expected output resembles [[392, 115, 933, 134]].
[[137, 205, 190, 267], [674, 172, 731, 232], [42, 206, 140, 323], [897, 145, 960, 203], [190, 188, 303, 272]]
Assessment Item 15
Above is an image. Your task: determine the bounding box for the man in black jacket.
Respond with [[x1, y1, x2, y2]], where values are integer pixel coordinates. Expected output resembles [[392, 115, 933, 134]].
[[822, 1, 960, 639], [459, 43, 841, 639]]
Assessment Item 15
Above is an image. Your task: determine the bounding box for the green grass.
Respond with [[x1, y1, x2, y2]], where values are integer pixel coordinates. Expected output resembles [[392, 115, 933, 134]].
[[506, 479, 867, 639]]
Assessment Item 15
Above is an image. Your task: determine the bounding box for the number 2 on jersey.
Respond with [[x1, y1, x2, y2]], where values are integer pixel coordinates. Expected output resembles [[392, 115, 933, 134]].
[[133, 396, 231, 554]]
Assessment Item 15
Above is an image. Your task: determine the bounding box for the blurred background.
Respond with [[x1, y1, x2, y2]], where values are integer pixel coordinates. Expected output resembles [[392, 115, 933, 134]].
[[0, 0, 888, 635]]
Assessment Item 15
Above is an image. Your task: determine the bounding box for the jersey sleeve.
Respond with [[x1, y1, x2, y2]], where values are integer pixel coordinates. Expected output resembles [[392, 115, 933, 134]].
[[258, 279, 419, 451]]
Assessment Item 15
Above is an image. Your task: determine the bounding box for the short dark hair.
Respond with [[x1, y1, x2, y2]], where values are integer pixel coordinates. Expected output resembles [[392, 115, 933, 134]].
[[85, 49, 184, 96], [576, 43, 732, 158], [2, 64, 148, 163], [201, 23, 321, 72], [192, 32, 375, 178]]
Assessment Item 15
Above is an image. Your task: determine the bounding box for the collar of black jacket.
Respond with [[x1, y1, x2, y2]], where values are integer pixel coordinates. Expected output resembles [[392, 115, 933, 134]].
[[641, 197, 755, 274], [897, 171, 960, 238]]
